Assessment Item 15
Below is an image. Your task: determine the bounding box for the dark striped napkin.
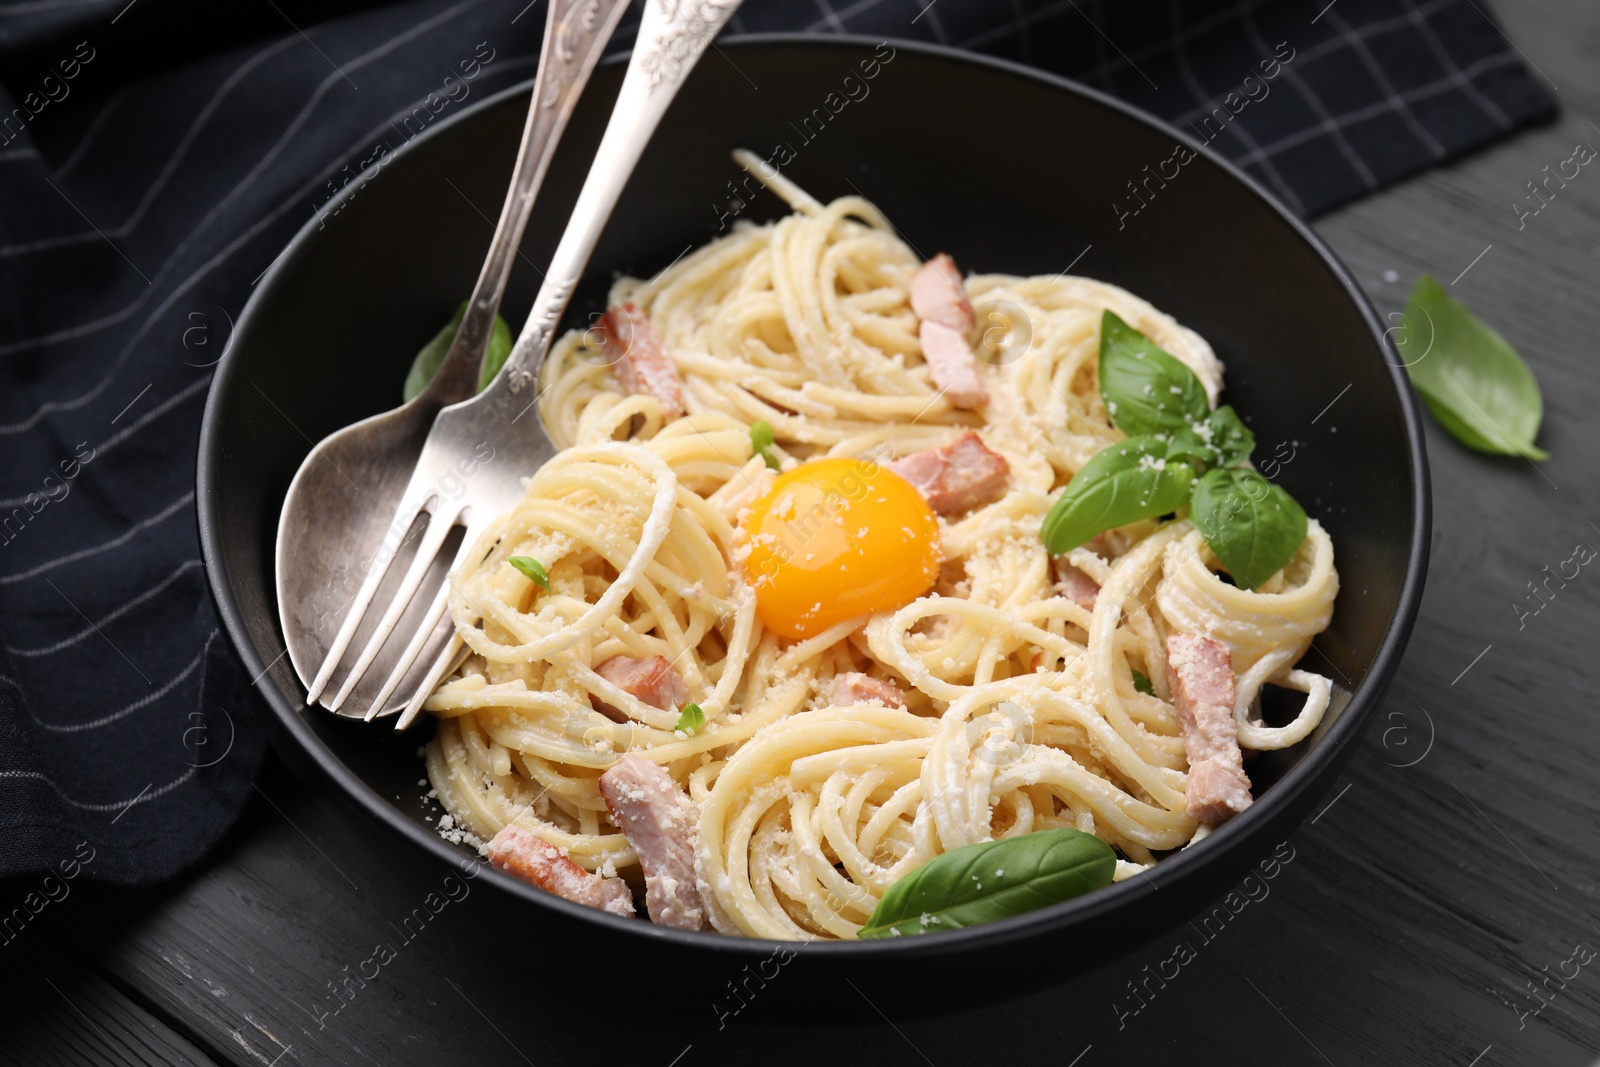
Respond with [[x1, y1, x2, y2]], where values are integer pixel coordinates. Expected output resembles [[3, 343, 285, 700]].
[[0, 0, 1555, 886]]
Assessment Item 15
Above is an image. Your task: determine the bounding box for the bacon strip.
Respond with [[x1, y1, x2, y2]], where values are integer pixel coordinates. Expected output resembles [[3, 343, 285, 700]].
[[910, 253, 977, 333], [830, 672, 906, 708], [599, 756, 708, 930], [592, 655, 689, 722], [909, 254, 985, 409], [888, 432, 1010, 516], [1165, 633, 1253, 824], [919, 321, 988, 409], [1053, 558, 1100, 610], [488, 824, 635, 918], [597, 303, 684, 418]]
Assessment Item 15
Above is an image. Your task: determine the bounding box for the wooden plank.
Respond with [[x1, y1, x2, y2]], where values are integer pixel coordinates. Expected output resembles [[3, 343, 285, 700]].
[[1, 932, 220, 1067]]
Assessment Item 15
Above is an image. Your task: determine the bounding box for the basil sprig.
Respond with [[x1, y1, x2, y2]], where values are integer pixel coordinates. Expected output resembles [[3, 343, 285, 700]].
[[1041, 310, 1309, 591], [858, 828, 1115, 939], [1395, 274, 1548, 460], [403, 300, 514, 402]]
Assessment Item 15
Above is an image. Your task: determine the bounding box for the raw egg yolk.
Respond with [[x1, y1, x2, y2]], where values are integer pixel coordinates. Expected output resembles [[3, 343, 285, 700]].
[[742, 457, 941, 640]]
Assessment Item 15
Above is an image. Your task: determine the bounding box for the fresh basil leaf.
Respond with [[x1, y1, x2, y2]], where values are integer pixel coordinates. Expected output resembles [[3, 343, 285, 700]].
[[1162, 426, 1218, 469], [1396, 274, 1548, 460], [1098, 310, 1210, 437], [750, 420, 781, 471], [1190, 468, 1307, 591], [858, 828, 1116, 939], [403, 301, 515, 402], [403, 301, 466, 402], [507, 556, 551, 592], [477, 310, 513, 392], [675, 703, 704, 735], [1041, 436, 1195, 554], [1205, 405, 1255, 468], [1131, 669, 1155, 696]]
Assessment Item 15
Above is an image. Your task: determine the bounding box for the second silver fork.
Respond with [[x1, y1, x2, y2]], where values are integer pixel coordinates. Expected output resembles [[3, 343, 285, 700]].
[[293, 0, 634, 717], [306, 0, 747, 726]]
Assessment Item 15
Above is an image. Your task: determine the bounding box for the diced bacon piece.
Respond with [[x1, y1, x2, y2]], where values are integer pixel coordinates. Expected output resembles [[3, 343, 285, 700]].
[[597, 303, 684, 418], [1166, 635, 1236, 759], [1053, 558, 1100, 610], [1165, 633, 1253, 824], [919, 321, 987, 409], [599, 756, 708, 930], [592, 655, 689, 721], [830, 673, 905, 708], [910, 253, 976, 333], [888, 432, 1010, 516], [909, 254, 985, 409], [487, 824, 635, 918], [1185, 761, 1254, 821]]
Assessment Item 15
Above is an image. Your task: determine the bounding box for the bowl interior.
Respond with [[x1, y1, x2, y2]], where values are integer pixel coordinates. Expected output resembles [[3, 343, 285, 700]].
[[201, 37, 1424, 960]]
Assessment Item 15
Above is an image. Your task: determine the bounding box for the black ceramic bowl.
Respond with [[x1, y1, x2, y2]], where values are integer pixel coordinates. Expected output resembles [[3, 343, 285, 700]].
[[197, 35, 1429, 975]]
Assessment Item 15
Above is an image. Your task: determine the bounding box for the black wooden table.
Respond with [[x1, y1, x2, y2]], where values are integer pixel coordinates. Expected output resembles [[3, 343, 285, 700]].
[[6, 1, 1600, 1063]]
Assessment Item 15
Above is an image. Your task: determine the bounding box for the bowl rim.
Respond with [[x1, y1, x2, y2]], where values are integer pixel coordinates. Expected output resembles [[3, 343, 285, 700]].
[[196, 31, 1431, 960]]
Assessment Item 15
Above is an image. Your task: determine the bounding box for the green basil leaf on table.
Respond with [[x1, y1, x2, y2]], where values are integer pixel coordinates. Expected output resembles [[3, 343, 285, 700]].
[[1041, 435, 1196, 554], [402, 300, 515, 403], [1204, 404, 1255, 468], [1396, 274, 1548, 460], [1097, 310, 1210, 436], [858, 828, 1116, 939], [507, 556, 551, 592], [1190, 468, 1307, 591]]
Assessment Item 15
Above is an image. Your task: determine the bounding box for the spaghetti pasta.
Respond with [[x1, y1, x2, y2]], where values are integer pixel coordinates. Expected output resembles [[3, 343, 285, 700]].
[[421, 158, 1340, 940]]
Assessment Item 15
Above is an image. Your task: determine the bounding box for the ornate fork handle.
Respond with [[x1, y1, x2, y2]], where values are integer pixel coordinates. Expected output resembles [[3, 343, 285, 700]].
[[494, 0, 746, 400], [420, 0, 633, 406]]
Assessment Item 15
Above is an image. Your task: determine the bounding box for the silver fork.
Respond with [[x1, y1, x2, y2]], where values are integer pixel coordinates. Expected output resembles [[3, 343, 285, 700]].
[[296, 0, 633, 715], [308, 0, 747, 727]]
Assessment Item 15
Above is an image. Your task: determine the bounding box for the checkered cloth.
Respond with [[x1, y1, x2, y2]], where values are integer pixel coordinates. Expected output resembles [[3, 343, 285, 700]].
[[727, 0, 1558, 216], [0, 0, 1554, 886]]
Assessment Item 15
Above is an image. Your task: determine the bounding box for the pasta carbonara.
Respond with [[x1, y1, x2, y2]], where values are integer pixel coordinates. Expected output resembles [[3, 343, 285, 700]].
[[420, 154, 1339, 940]]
